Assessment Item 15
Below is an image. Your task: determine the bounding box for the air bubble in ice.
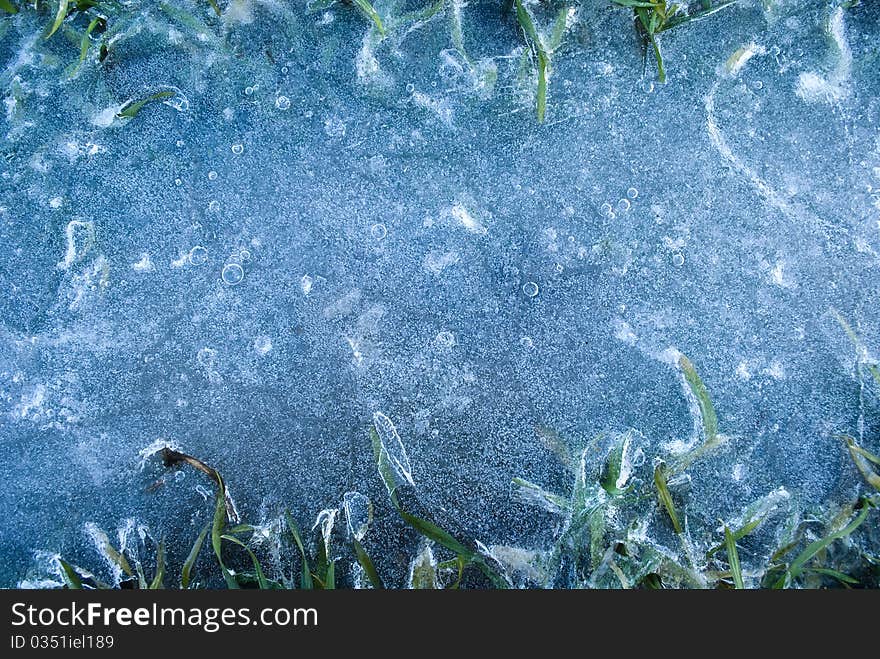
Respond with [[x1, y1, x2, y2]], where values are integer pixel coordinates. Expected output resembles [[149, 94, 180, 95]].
[[275, 95, 290, 110], [188, 246, 208, 265], [672, 253, 685, 266], [221, 263, 244, 285], [617, 198, 631, 212], [627, 187, 638, 199], [231, 143, 244, 155], [208, 171, 218, 181], [370, 223, 387, 240], [522, 282, 539, 298]]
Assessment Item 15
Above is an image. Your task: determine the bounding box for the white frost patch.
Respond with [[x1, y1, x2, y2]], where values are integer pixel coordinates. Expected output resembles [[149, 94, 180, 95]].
[[170, 252, 188, 268], [735, 361, 752, 380], [301, 274, 314, 296], [763, 360, 785, 380], [612, 318, 637, 345], [411, 90, 454, 127], [15, 384, 46, 419], [253, 335, 272, 355], [345, 336, 363, 366], [732, 463, 747, 482], [131, 253, 154, 272], [356, 31, 392, 89], [450, 201, 487, 235], [223, 0, 255, 25], [767, 259, 796, 288], [137, 438, 181, 470], [57, 220, 95, 271], [795, 8, 852, 104], [48, 196, 63, 209], [91, 104, 124, 128], [423, 251, 460, 274]]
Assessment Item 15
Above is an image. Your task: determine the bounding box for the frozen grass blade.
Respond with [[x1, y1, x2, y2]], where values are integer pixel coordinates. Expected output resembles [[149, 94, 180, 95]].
[[371, 425, 508, 587], [212, 481, 239, 589], [514, 0, 569, 123], [58, 558, 83, 589], [724, 526, 743, 589], [511, 477, 570, 514], [207, 0, 221, 16], [660, 1, 738, 32], [221, 534, 269, 589], [706, 488, 790, 557], [181, 524, 209, 589], [654, 461, 682, 534], [352, 0, 385, 36], [117, 91, 176, 120], [842, 436, 880, 491], [352, 537, 383, 589], [679, 355, 718, 443], [778, 499, 873, 587], [600, 433, 633, 497], [46, 0, 69, 40], [149, 539, 165, 589], [831, 309, 880, 387], [284, 510, 313, 590], [803, 567, 858, 586]]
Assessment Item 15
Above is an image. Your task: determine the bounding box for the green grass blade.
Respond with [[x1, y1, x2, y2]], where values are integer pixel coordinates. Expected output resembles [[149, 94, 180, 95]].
[[600, 433, 632, 496], [804, 567, 858, 586], [660, 1, 738, 32], [547, 5, 569, 53], [844, 436, 880, 491], [352, 537, 383, 589], [284, 510, 313, 590], [211, 480, 239, 589], [221, 534, 269, 590], [679, 355, 718, 443], [58, 558, 83, 589], [149, 539, 165, 589], [325, 560, 336, 589], [706, 488, 790, 557], [654, 462, 682, 534], [514, 0, 541, 49], [352, 0, 385, 35], [785, 502, 872, 583], [611, 0, 655, 7], [207, 0, 221, 16], [46, 0, 69, 40], [117, 90, 175, 119], [181, 524, 209, 589], [0, 0, 18, 14], [724, 526, 744, 589], [536, 50, 548, 123]]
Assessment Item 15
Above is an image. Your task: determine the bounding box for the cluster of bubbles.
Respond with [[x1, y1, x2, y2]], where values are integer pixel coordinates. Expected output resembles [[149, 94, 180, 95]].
[[221, 248, 252, 286], [600, 187, 638, 221]]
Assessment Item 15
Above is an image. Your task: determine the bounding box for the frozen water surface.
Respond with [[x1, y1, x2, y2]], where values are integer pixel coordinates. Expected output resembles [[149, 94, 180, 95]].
[[1, 1, 879, 587]]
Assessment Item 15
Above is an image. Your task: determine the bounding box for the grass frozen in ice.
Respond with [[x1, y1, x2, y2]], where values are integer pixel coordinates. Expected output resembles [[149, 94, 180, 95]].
[[3, 0, 752, 121]]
